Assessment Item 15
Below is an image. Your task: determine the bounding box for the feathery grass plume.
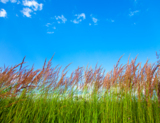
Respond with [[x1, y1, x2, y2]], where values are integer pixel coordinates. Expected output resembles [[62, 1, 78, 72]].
[[0, 50, 160, 122]]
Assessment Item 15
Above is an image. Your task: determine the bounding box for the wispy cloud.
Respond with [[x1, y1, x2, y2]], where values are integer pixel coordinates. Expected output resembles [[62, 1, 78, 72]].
[[55, 15, 67, 23], [71, 20, 79, 24], [134, 0, 138, 4], [0, 0, 9, 4], [76, 13, 85, 19], [129, 10, 139, 16], [46, 23, 51, 27], [45, 23, 55, 34], [111, 20, 114, 22], [90, 14, 98, 25], [71, 13, 86, 24], [21, 8, 32, 17], [21, 0, 43, 17], [22, 0, 43, 11], [17, 0, 20, 4], [106, 19, 115, 22], [0, 9, 7, 17], [47, 31, 54, 34], [10, 0, 17, 3], [92, 17, 98, 23]]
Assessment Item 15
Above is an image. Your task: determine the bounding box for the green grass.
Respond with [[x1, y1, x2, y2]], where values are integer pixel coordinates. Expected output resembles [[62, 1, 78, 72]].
[[0, 52, 160, 123], [0, 86, 160, 123]]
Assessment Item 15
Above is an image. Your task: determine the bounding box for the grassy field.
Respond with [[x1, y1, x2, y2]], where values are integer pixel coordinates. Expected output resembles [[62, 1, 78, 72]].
[[0, 51, 160, 123]]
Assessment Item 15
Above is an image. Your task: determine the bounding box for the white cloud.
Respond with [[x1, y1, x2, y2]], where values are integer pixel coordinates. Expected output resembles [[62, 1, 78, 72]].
[[22, 0, 43, 11], [46, 23, 51, 27], [134, 0, 138, 4], [17, 0, 20, 4], [10, 0, 17, 3], [129, 10, 139, 16], [1, 0, 8, 3], [72, 20, 79, 24], [89, 14, 98, 25], [89, 23, 91, 26], [53, 27, 56, 29], [0, 9, 7, 17], [21, 8, 32, 17], [55, 15, 67, 23], [71, 13, 86, 24], [0, 0, 9, 3], [106, 19, 115, 22], [111, 20, 114, 22], [39, 3, 43, 10], [92, 17, 98, 23], [77, 13, 85, 20], [16, 14, 18, 17], [47, 31, 54, 34]]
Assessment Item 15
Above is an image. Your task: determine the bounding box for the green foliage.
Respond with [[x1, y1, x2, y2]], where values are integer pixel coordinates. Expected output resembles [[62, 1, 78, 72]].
[[0, 86, 160, 123]]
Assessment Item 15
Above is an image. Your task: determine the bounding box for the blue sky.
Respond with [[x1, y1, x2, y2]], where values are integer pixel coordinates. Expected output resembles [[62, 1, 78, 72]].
[[0, 0, 160, 96]]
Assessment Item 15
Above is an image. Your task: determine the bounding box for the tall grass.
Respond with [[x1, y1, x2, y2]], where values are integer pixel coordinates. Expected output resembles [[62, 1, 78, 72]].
[[0, 51, 160, 123]]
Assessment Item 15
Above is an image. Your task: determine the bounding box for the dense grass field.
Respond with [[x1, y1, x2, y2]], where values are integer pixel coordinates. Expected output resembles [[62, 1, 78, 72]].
[[0, 51, 160, 123]]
